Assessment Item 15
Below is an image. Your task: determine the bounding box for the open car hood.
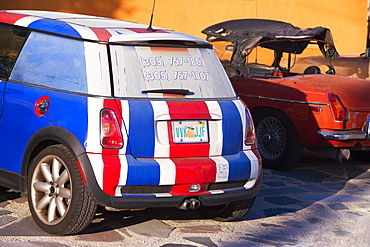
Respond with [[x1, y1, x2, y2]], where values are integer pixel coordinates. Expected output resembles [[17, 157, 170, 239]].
[[202, 19, 338, 67]]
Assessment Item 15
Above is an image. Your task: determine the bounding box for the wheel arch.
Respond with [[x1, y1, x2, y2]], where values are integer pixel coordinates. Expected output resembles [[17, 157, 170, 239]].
[[250, 106, 302, 143], [250, 105, 303, 170], [20, 126, 87, 195]]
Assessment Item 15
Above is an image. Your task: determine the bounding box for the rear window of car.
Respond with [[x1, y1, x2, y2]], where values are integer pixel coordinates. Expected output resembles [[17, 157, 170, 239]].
[[110, 44, 236, 98]]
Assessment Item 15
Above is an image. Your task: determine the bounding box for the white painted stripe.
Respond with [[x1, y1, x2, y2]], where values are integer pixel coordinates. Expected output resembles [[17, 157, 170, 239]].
[[243, 150, 260, 189], [151, 101, 170, 157], [210, 190, 225, 194], [156, 158, 176, 185], [205, 101, 223, 156], [70, 23, 99, 40], [210, 156, 229, 182], [87, 153, 104, 189], [84, 42, 111, 96], [233, 100, 248, 150], [115, 186, 122, 196], [86, 98, 105, 191], [244, 150, 259, 179], [244, 179, 256, 190], [119, 101, 130, 155], [117, 155, 129, 186], [154, 193, 173, 197], [14, 16, 41, 27], [86, 98, 104, 153], [205, 101, 223, 120]]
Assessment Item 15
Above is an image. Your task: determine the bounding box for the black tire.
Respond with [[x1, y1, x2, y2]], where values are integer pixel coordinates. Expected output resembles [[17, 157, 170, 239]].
[[253, 109, 303, 170], [27, 144, 97, 235], [197, 197, 256, 222], [351, 151, 370, 163]]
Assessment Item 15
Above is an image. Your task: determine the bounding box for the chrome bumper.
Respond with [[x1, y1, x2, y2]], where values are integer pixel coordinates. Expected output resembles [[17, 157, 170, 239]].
[[318, 130, 366, 140], [318, 119, 370, 141]]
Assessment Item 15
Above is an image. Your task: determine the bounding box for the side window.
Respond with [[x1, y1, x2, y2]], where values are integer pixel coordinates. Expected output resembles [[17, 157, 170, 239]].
[[0, 24, 29, 79], [11, 32, 88, 93]]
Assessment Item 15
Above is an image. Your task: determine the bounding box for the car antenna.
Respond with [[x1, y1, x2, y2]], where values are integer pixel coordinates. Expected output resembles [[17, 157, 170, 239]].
[[147, 0, 157, 32]]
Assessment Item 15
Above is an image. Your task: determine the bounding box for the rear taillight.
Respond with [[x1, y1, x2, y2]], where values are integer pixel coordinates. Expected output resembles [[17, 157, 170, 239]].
[[327, 92, 350, 121], [245, 108, 256, 145], [100, 109, 123, 148]]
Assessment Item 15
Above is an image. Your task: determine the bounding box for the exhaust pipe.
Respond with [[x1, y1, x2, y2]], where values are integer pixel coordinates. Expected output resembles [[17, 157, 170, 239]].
[[309, 148, 350, 163], [179, 199, 192, 210], [190, 198, 201, 209], [179, 198, 201, 210]]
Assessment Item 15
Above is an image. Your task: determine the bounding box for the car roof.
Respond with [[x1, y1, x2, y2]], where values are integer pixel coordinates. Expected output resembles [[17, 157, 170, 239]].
[[0, 10, 209, 45], [202, 19, 338, 58]]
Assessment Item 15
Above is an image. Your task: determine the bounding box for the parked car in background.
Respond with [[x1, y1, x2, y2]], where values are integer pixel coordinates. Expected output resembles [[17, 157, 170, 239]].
[[0, 11, 262, 235], [203, 19, 370, 170], [292, 51, 370, 79]]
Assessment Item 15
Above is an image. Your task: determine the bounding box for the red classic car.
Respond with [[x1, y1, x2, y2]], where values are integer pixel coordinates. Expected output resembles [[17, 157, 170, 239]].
[[203, 19, 370, 170]]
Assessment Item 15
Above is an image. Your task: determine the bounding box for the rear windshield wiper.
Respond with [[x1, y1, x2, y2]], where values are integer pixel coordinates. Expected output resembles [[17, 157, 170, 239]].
[[142, 89, 190, 95]]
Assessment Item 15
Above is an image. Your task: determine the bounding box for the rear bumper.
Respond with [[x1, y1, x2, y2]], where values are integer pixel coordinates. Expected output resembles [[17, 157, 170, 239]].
[[318, 129, 367, 140], [318, 119, 370, 141], [79, 151, 262, 209], [92, 173, 262, 209]]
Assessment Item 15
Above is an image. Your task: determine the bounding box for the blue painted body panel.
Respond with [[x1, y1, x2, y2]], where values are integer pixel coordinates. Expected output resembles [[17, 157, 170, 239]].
[[0, 82, 88, 173]]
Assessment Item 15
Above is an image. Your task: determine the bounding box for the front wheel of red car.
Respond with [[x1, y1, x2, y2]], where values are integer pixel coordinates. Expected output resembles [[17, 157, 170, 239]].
[[27, 144, 97, 235], [197, 197, 256, 222], [253, 109, 302, 170]]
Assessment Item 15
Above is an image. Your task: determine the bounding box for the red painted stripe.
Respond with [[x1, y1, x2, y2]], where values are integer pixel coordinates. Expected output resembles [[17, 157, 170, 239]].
[[170, 157, 216, 195], [167, 121, 210, 157], [0, 12, 29, 24], [166, 101, 212, 120], [166, 101, 211, 157], [75, 161, 87, 186], [126, 28, 168, 33], [102, 99, 123, 196], [90, 27, 112, 42]]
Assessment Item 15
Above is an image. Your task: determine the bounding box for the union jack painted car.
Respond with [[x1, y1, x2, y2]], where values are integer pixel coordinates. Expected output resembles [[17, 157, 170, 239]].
[[0, 11, 261, 234]]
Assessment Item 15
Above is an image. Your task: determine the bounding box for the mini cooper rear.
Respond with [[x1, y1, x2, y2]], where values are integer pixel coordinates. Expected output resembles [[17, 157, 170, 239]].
[[0, 11, 261, 234]]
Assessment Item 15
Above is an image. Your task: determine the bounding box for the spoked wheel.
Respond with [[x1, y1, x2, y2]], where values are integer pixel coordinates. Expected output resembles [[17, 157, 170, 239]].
[[253, 109, 303, 170], [28, 144, 97, 235], [257, 116, 286, 160], [197, 197, 256, 222]]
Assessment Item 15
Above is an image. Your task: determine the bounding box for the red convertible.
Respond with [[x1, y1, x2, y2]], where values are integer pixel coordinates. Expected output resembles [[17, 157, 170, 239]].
[[203, 19, 370, 170]]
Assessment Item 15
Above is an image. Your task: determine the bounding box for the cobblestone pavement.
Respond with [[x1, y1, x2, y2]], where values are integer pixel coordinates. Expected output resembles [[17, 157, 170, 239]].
[[0, 150, 369, 246]]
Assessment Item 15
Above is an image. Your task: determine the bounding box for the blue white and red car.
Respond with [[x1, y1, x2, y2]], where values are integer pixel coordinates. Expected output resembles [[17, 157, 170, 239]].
[[0, 11, 262, 234]]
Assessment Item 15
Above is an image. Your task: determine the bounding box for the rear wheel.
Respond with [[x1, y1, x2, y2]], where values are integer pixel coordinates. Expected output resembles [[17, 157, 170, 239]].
[[197, 197, 256, 221], [28, 144, 97, 235], [253, 109, 303, 170]]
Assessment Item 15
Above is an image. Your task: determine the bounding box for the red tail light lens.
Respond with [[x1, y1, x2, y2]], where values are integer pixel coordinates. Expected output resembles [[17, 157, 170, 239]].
[[100, 109, 123, 148], [327, 92, 350, 121], [245, 108, 256, 145]]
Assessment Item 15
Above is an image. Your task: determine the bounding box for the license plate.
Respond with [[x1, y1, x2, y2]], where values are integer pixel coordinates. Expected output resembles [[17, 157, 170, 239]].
[[172, 120, 209, 143]]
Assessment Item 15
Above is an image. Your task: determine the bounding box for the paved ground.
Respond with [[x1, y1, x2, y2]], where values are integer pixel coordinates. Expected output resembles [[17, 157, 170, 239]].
[[0, 149, 369, 246]]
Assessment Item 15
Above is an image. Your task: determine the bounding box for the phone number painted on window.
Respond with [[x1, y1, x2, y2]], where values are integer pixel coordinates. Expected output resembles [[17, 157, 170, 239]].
[[140, 56, 205, 67], [143, 70, 209, 82]]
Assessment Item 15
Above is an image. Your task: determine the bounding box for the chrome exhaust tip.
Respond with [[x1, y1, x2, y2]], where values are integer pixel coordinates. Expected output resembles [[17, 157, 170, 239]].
[[190, 198, 201, 209], [179, 199, 192, 210], [178, 198, 201, 210]]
